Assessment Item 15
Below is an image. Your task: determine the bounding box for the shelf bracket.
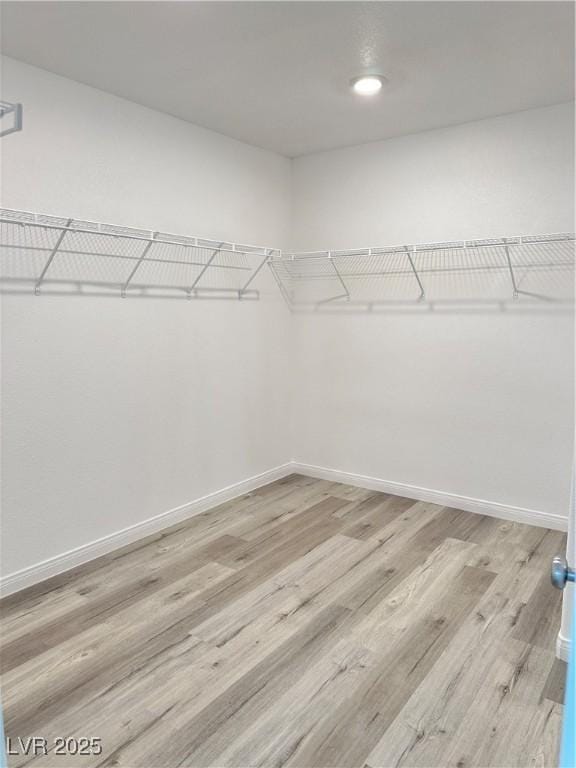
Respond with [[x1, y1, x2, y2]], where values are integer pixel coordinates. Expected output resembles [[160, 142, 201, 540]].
[[187, 242, 224, 296], [316, 292, 349, 307], [0, 101, 23, 138], [35, 219, 73, 295], [268, 260, 294, 307], [405, 247, 425, 300], [504, 244, 519, 300], [239, 250, 273, 298], [329, 254, 350, 301], [121, 233, 158, 297]]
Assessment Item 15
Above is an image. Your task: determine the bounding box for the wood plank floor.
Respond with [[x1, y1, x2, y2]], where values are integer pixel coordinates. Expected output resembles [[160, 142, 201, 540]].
[[0, 475, 567, 768]]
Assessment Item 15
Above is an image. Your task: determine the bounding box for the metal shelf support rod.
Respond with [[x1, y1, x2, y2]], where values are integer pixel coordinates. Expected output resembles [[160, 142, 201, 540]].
[[406, 247, 425, 300], [239, 250, 274, 296], [34, 219, 73, 295], [316, 292, 350, 305], [187, 242, 225, 296], [329, 254, 351, 301], [504, 244, 520, 299], [121, 233, 158, 297], [268, 263, 294, 307]]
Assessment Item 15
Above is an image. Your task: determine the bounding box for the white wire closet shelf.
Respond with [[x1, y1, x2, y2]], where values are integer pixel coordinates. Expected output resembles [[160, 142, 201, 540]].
[[0, 208, 279, 300], [0, 101, 23, 138], [269, 234, 576, 309]]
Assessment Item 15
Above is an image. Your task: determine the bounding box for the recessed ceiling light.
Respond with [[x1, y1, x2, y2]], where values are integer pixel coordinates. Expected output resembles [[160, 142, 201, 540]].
[[350, 75, 385, 96]]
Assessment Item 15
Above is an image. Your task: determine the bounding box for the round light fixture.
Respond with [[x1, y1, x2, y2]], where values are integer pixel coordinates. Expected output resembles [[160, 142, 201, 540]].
[[350, 75, 385, 96]]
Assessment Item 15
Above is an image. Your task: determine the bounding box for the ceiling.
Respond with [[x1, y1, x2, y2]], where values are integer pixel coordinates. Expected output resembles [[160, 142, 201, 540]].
[[1, 1, 574, 157]]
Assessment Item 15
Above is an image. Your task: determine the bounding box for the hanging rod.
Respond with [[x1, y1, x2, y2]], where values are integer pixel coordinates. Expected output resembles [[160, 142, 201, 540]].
[[0, 208, 279, 300], [269, 233, 575, 309]]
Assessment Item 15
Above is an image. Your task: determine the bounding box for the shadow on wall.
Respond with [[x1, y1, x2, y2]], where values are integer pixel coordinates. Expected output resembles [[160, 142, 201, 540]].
[[0, 208, 279, 302], [1, 209, 574, 313], [270, 235, 575, 315]]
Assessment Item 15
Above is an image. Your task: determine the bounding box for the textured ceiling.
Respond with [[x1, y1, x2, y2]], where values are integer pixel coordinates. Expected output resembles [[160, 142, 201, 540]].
[[1, 1, 574, 157]]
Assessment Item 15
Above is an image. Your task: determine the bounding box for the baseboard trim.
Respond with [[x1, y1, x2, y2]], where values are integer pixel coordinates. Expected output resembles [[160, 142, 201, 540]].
[[0, 462, 293, 597], [292, 462, 568, 532], [556, 630, 571, 662], [2, 460, 567, 597]]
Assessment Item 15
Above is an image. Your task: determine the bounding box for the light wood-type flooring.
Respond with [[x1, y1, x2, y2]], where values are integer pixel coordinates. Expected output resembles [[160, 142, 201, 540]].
[[0, 475, 567, 768]]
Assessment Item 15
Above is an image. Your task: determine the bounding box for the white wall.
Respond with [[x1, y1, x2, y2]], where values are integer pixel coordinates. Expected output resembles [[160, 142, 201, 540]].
[[0, 57, 292, 582], [291, 103, 575, 521], [1, 56, 573, 590]]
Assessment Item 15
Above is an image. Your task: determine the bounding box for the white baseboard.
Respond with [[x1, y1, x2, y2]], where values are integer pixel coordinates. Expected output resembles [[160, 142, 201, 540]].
[[292, 462, 568, 532], [556, 630, 571, 662], [0, 463, 293, 598], [1, 459, 567, 598]]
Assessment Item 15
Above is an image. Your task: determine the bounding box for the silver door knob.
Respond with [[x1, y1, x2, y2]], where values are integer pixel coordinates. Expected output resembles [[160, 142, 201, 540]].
[[551, 555, 576, 589]]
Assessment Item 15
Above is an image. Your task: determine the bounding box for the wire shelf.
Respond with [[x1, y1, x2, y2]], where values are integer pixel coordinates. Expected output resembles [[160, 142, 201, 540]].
[[0, 101, 23, 138], [0, 208, 280, 300], [269, 234, 575, 309], [2, 209, 573, 309]]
